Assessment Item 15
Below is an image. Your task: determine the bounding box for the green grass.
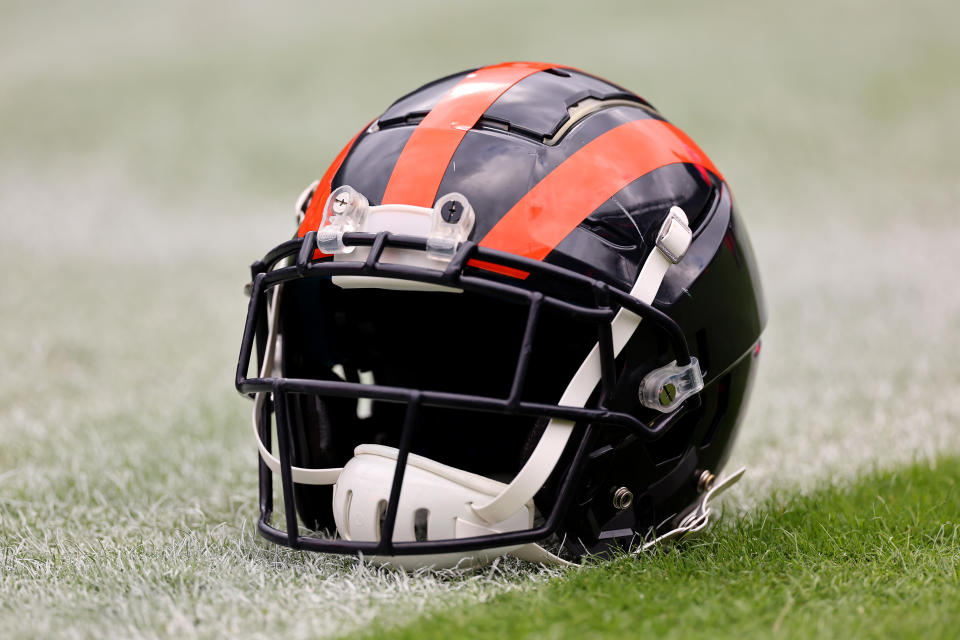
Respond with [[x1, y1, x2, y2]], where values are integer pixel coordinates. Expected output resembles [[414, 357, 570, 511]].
[[367, 457, 960, 639]]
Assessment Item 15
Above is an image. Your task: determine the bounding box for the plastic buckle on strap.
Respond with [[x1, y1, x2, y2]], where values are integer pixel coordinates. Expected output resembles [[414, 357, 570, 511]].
[[655, 205, 692, 264]]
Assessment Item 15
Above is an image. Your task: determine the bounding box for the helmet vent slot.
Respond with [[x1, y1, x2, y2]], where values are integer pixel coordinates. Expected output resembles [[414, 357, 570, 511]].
[[543, 98, 658, 146], [413, 508, 430, 542], [375, 499, 388, 541]]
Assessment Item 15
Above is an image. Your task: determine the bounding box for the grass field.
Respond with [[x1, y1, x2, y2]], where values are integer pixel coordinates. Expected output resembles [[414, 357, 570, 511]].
[[368, 456, 960, 639], [1, 1, 959, 638]]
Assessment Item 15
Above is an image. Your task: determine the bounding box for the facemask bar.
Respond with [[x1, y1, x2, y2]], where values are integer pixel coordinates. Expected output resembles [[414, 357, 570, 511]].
[[237, 230, 698, 556]]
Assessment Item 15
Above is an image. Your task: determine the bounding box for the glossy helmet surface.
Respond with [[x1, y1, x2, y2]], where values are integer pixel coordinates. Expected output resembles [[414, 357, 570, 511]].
[[236, 62, 765, 568]]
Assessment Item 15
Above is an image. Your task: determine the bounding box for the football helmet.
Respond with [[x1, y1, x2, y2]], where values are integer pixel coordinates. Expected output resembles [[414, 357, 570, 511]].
[[236, 62, 765, 568]]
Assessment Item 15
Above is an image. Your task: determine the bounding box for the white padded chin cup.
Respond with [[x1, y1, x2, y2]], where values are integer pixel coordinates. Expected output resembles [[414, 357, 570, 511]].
[[331, 444, 537, 569]]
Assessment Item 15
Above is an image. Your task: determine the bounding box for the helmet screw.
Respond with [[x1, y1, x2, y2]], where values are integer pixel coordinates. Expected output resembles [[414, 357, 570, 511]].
[[441, 199, 463, 223], [612, 487, 634, 510], [333, 191, 352, 214], [658, 383, 677, 407], [697, 469, 716, 493]]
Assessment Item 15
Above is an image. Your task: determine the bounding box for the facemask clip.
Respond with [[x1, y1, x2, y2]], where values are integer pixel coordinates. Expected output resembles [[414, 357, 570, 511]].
[[426, 193, 475, 261], [316, 185, 370, 254], [639, 357, 704, 412]]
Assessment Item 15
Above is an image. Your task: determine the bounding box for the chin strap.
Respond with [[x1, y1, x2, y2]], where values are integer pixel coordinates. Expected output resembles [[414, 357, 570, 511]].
[[252, 279, 345, 486], [637, 466, 746, 553], [472, 206, 694, 524], [451, 518, 573, 566]]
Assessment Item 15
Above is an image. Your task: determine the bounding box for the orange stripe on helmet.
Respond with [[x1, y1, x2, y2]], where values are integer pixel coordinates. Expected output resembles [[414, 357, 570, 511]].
[[477, 119, 723, 275], [381, 62, 557, 207], [297, 121, 372, 239]]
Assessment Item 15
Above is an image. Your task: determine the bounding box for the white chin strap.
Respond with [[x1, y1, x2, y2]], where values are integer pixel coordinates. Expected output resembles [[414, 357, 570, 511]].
[[253, 207, 703, 568]]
